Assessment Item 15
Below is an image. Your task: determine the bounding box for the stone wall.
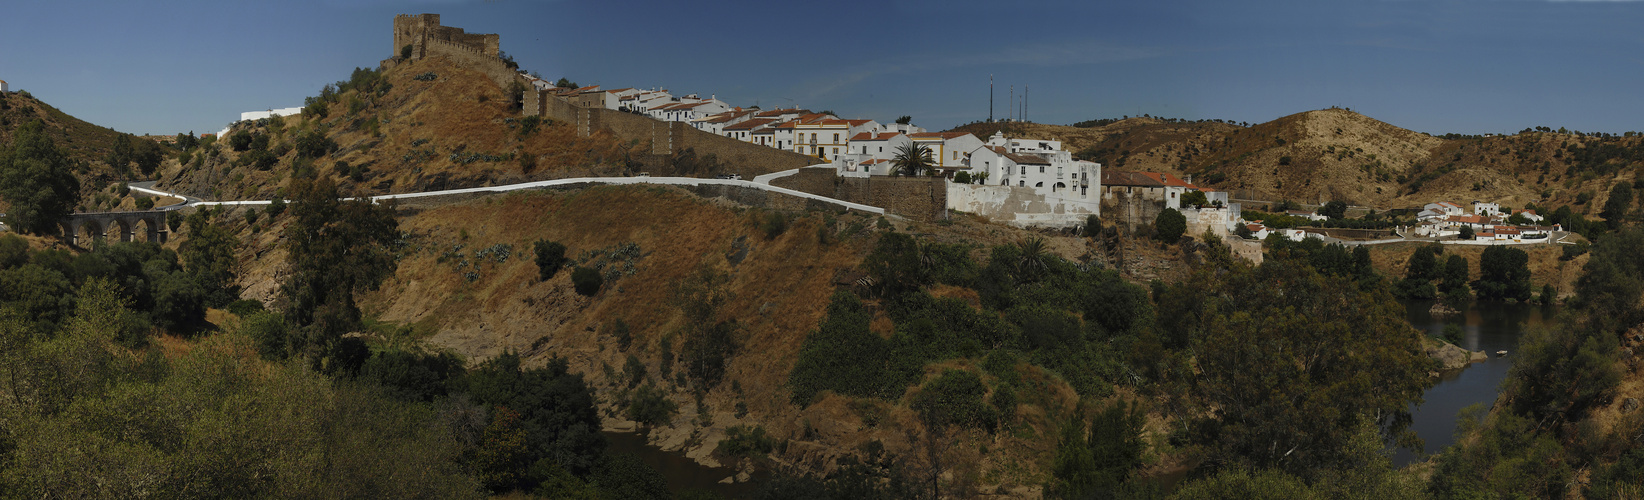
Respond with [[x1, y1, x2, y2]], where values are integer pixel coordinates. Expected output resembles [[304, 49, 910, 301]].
[[393, 14, 514, 90], [947, 184, 1100, 228], [524, 93, 820, 177], [771, 170, 947, 221], [1102, 192, 1165, 232]]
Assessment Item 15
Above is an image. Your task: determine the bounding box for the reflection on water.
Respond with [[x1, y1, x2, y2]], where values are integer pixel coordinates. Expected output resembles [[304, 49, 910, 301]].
[[602, 430, 763, 498], [1392, 300, 1553, 466]]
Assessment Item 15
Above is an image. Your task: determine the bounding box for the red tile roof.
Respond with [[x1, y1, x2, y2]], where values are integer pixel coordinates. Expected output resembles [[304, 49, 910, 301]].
[[756, 109, 810, 118], [911, 132, 971, 140], [850, 132, 904, 141], [723, 118, 776, 131]]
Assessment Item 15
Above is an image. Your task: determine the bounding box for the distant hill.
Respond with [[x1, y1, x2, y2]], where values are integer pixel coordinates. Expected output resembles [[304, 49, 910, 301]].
[[952, 109, 1644, 213]]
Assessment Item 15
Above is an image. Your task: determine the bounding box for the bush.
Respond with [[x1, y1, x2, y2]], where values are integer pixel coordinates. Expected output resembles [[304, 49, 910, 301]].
[[266, 197, 287, 218], [626, 384, 677, 427], [909, 369, 997, 432], [1155, 208, 1186, 244], [571, 266, 602, 296], [760, 211, 788, 239], [717, 425, 777, 460], [400, 44, 413, 60], [229, 130, 253, 151], [134, 197, 154, 210], [533, 240, 567, 281]]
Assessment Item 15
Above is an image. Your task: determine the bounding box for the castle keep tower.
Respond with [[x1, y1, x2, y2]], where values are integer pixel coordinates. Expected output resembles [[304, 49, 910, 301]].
[[393, 13, 500, 60]]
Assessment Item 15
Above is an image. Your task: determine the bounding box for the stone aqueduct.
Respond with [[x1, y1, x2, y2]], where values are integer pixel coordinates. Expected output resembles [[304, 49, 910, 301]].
[[60, 210, 169, 246]]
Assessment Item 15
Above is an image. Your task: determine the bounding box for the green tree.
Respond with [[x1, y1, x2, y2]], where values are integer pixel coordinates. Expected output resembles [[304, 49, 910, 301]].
[[891, 143, 934, 177], [571, 267, 602, 296], [280, 177, 400, 365], [674, 264, 739, 388], [1474, 246, 1532, 301], [895, 115, 913, 125], [1458, 225, 1475, 240], [555, 78, 578, 89], [179, 212, 242, 308], [1601, 181, 1633, 228], [1320, 200, 1348, 220], [533, 240, 567, 281], [1154, 208, 1186, 244], [1051, 400, 1145, 498], [1180, 190, 1209, 207], [106, 133, 134, 175], [1440, 254, 1469, 295], [0, 120, 81, 235]]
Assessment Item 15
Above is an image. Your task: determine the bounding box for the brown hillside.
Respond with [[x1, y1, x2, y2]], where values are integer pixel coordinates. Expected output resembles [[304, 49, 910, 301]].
[[157, 54, 822, 203], [954, 110, 1644, 216]]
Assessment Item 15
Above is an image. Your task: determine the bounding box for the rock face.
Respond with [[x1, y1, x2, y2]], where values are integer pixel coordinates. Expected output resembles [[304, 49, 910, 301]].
[[1622, 398, 1640, 415], [1427, 341, 1485, 371], [1429, 303, 1460, 316]]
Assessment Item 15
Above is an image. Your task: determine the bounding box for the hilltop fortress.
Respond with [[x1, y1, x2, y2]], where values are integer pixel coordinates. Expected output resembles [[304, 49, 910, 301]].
[[384, 14, 515, 90]]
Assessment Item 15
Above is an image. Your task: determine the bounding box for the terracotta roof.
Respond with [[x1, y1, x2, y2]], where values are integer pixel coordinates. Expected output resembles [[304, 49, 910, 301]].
[[797, 113, 832, 123], [700, 111, 753, 124], [651, 103, 682, 111], [911, 132, 971, 140], [723, 118, 776, 131], [1450, 214, 1487, 224], [772, 121, 798, 129], [862, 159, 888, 165], [756, 109, 810, 118], [850, 132, 904, 142], [1102, 171, 1166, 187]]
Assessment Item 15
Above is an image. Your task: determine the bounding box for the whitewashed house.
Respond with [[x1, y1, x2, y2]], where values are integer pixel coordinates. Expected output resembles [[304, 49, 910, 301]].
[[1474, 201, 1502, 217], [968, 133, 1100, 198], [0, 80, 8, 93], [910, 132, 985, 175], [1510, 209, 1544, 223], [795, 119, 879, 160], [723, 118, 777, 142]]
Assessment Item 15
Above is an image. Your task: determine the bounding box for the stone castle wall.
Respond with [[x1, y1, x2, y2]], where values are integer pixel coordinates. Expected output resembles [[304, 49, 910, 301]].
[[393, 14, 513, 89], [771, 169, 948, 221], [525, 91, 819, 177]]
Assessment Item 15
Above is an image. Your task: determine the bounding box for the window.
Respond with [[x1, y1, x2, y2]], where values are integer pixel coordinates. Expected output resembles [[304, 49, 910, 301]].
[[833, 133, 839, 143], [1019, 166, 1025, 174], [1039, 166, 1045, 173], [1018, 180, 1025, 187]]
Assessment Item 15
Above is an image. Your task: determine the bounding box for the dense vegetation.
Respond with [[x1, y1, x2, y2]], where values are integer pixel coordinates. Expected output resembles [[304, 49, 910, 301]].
[[785, 229, 1433, 497]]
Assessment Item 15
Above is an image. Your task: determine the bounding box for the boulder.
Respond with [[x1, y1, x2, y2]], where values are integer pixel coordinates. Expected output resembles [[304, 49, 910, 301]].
[[1622, 398, 1640, 415], [1430, 303, 1460, 316], [1426, 342, 1484, 371]]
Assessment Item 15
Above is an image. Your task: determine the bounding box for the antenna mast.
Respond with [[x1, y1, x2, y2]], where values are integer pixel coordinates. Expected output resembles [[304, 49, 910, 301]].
[[989, 74, 994, 123]]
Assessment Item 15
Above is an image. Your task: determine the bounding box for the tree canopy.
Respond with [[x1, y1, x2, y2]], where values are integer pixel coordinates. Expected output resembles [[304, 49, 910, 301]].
[[0, 120, 81, 235]]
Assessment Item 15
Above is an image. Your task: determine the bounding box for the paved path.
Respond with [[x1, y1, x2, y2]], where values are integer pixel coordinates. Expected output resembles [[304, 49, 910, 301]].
[[127, 176, 888, 215]]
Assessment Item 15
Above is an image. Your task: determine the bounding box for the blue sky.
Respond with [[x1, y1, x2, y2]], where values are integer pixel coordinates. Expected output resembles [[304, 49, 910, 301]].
[[2, 0, 1640, 136]]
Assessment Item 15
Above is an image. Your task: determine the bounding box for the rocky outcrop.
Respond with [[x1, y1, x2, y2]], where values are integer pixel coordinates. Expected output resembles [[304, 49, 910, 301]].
[[1427, 341, 1487, 371], [1429, 303, 1460, 316]]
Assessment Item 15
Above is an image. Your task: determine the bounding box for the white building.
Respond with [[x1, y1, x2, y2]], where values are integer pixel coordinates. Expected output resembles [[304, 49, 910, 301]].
[[967, 132, 1100, 198], [722, 117, 776, 142], [910, 132, 985, 174], [1474, 201, 1502, 217], [1418, 201, 1465, 221], [1510, 209, 1544, 223], [846, 132, 911, 162], [0, 80, 8, 93], [794, 119, 878, 160]]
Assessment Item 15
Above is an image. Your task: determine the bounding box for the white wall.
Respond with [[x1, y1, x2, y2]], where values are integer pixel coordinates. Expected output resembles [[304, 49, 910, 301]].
[[240, 107, 305, 121]]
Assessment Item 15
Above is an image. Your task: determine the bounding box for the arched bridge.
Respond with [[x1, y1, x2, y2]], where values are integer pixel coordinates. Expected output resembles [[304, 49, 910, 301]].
[[61, 210, 169, 246]]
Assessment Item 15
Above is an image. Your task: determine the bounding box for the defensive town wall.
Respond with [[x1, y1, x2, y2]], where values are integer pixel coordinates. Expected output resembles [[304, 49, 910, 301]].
[[523, 92, 819, 178], [770, 167, 948, 221], [1102, 192, 1165, 232], [946, 184, 1100, 228]]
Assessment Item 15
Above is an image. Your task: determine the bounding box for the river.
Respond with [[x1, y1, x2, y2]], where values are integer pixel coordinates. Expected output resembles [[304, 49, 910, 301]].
[[1393, 300, 1553, 466], [602, 430, 765, 498]]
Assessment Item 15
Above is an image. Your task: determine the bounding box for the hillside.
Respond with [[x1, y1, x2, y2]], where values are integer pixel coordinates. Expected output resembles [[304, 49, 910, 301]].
[[953, 110, 1644, 216], [155, 55, 819, 203], [0, 90, 170, 212]]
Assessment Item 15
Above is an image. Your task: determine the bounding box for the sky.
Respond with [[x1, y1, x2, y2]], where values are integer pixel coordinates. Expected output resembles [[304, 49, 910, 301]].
[[2, 0, 1641, 137]]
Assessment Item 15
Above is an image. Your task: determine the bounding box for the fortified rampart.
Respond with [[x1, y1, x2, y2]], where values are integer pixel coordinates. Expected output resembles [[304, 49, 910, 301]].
[[388, 14, 515, 90], [525, 91, 819, 178], [771, 167, 948, 221]]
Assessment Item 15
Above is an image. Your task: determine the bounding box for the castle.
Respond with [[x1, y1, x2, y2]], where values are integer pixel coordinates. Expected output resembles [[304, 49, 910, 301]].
[[386, 14, 516, 90], [393, 14, 499, 60]]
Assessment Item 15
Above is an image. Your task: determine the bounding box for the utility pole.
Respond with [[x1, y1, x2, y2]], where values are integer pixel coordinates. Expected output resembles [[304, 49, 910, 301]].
[[1009, 85, 1014, 122], [989, 74, 994, 123], [1023, 85, 1028, 124]]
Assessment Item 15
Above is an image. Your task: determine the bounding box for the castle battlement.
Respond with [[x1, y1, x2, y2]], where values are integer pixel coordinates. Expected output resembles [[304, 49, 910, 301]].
[[388, 13, 521, 92]]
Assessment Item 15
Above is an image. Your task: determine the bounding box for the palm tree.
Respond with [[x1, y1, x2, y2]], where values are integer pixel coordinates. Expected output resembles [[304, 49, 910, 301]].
[[1014, 237, 1048, 282], [892, 143, 934, 177]]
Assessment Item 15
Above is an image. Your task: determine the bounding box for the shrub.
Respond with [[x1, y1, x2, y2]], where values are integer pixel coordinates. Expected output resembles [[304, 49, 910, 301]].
[[717, 425, 776, 460], [910, 369, 997, 432], [626, 384, 677, 427], [533, 240, 567, 281], [1155, 208, 1186, 244], [760, 211, 788, 239], [571, 267, 602, 296], [134, 197, 154, 210], [400, 44, 413, 60], [243, 207, 259, 226], [622, 354, 646, 388]]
